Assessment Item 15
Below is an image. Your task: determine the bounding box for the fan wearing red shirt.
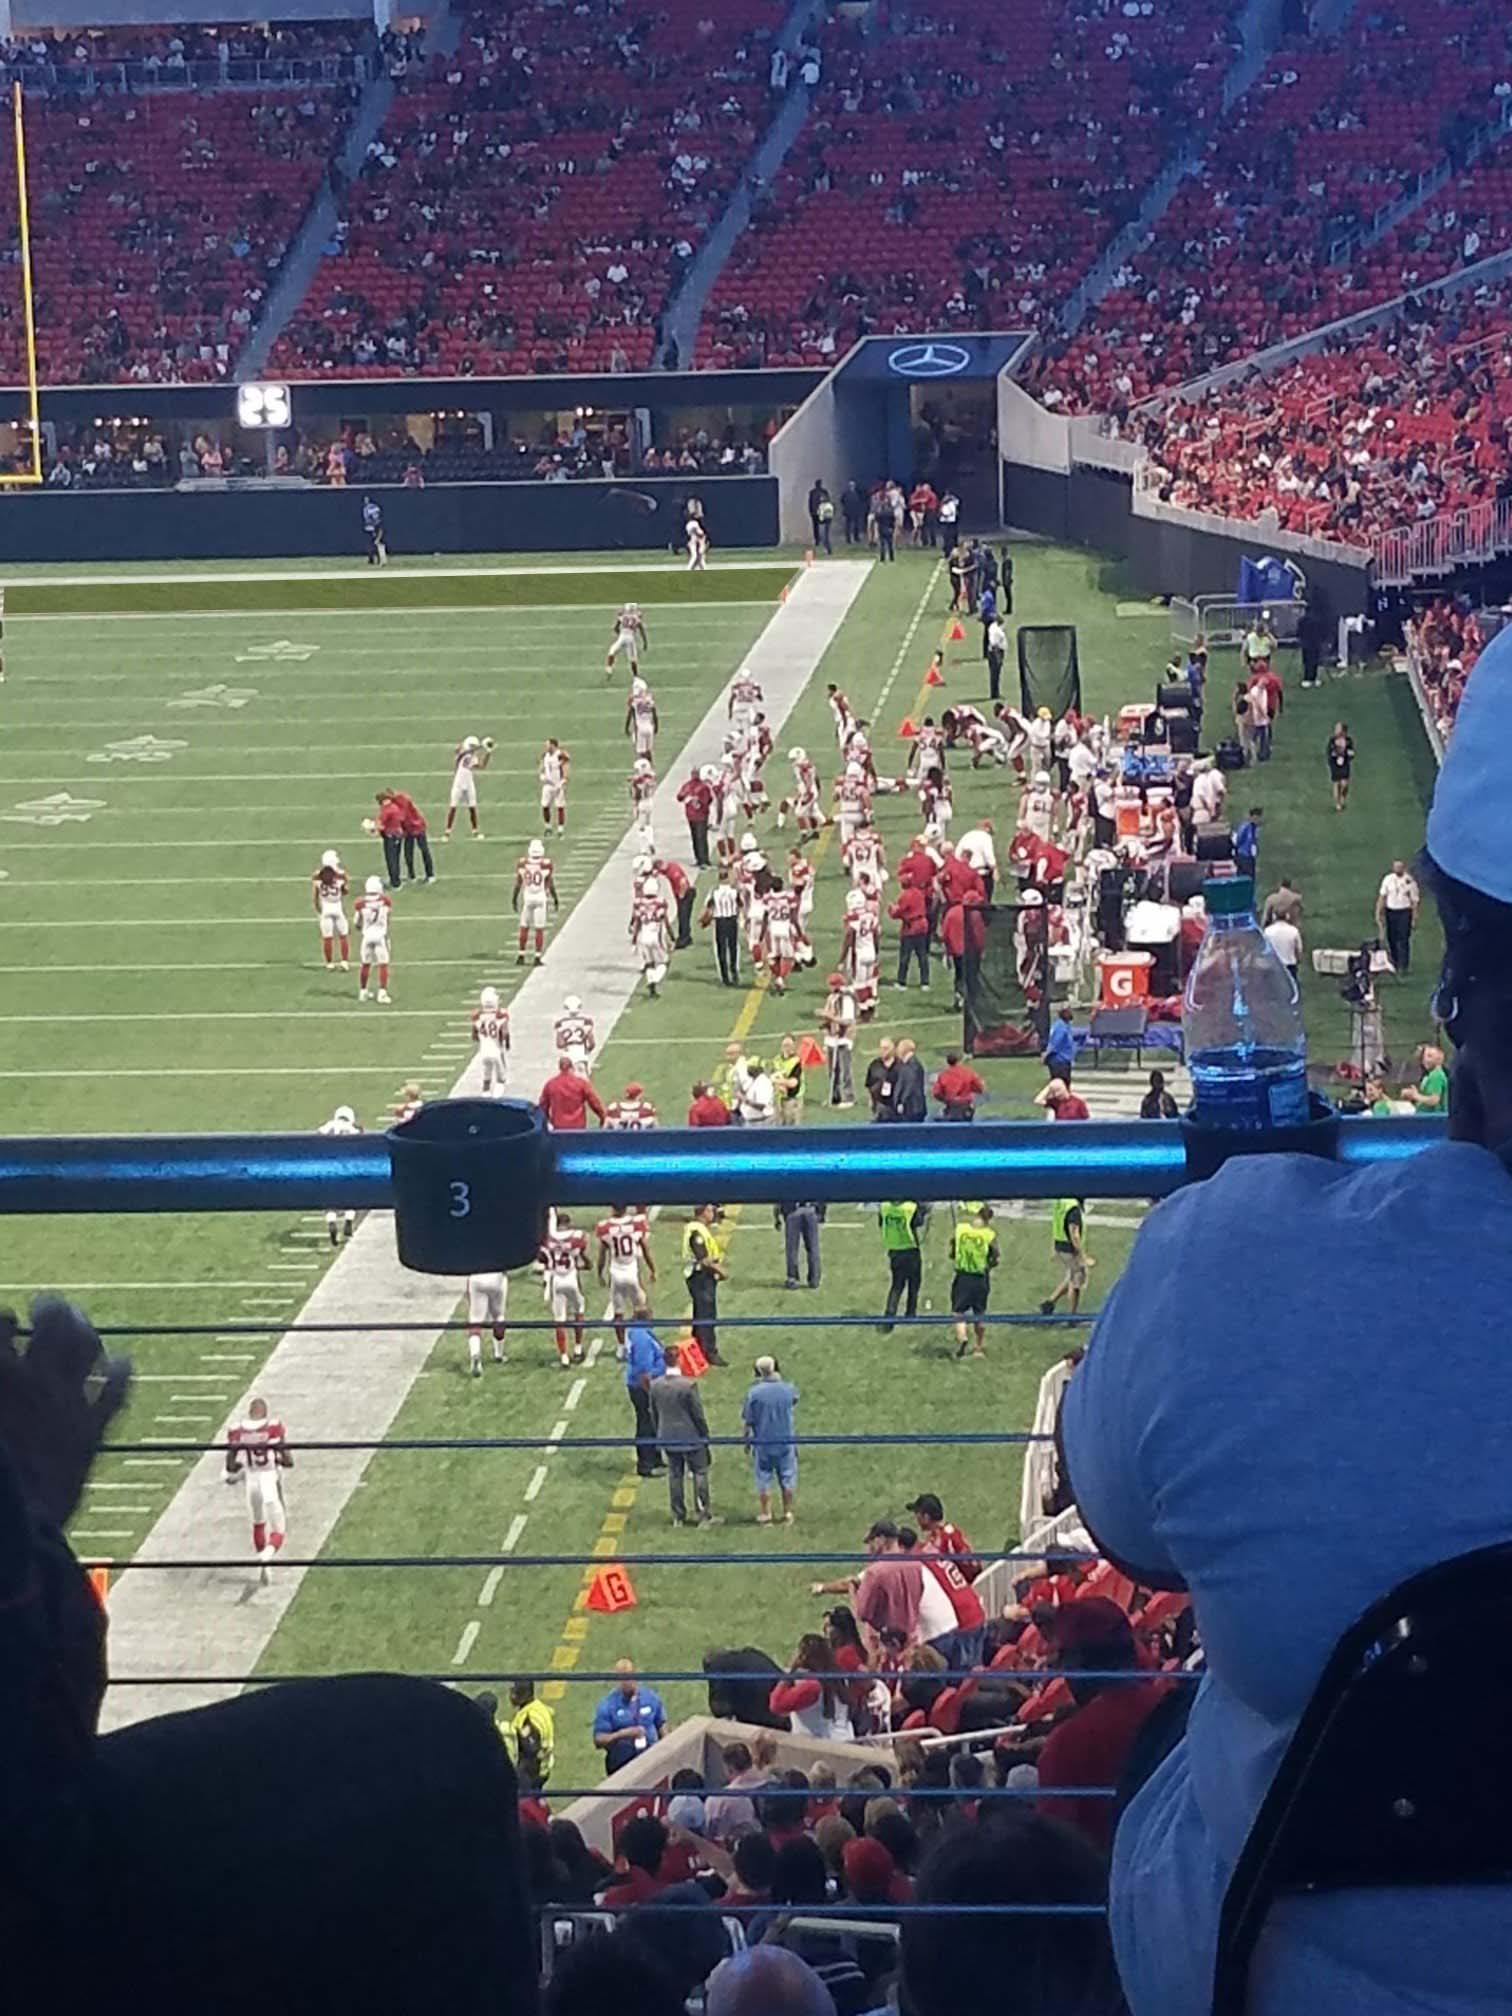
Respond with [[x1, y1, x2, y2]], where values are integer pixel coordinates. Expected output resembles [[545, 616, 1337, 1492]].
[[687, 1081, 732, 1127], [905, 1494, 982, 1580], [1036, 1599, 1171, 1855], [887, 883, 932, 990], [1036, 1079, 1090, 1121], [538, 1057, 606, 1130], [387, 788, 435, 885], [932, 1052, 986, 1121]]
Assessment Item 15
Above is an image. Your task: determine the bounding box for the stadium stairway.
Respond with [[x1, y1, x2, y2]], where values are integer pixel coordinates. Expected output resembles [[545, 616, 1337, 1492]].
[[654, 0, 832, 368], [235, 6, 463, 385], [1072, 1063, 1192, 1121]]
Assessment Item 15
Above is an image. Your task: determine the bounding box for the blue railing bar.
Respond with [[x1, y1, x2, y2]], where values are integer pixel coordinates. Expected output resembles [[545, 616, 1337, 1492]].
[[0, 1113, 1445, 1214], [82, 1549, 1102, 1571], [97, 1430, 1057, 1454]]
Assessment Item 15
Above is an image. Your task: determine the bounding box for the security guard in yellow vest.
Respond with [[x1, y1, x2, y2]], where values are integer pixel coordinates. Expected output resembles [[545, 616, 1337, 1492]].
[[683, 1203, 726, 1365], [879, 1198, 926, 1332], [498, 1679, 555, 1792], [950, 1203, 998, 1360]]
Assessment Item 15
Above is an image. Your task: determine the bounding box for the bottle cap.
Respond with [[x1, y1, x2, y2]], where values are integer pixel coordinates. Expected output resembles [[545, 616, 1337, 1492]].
[[1203, 874, 1254, 915]]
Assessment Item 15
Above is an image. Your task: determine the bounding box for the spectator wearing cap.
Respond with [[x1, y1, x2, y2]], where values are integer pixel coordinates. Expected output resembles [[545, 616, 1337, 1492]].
[[741, 1355, 799, 1524], [1042, 1008, 1077, 1083], [1036, 1078, 1089, 1122], [1036, 1601, 1171, 1856], [906, 1494, 981, 1580], [932, 1050, 986, 1121]]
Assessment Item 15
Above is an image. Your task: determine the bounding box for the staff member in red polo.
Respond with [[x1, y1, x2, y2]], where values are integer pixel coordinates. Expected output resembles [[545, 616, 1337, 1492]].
[[388, 787, 435, 885], [938, 843, 985, 909], [932, 1050, 986, 1121], [941, 890, 986, 1011], [374, 790, 407, 889], [1036, 1078, 1090, 1121], [888, 880, 932, 991], [538, 1055, 606, 1129], [655, 855, 696, 948], [688, 1080, 732, 1127], [677, 767, 714, 869]]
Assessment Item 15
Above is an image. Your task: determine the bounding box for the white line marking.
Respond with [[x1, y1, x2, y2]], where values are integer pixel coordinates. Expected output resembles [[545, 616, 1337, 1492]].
[[87, 1481, 164, 1491], [72, 1530, 135, 1539], [0, 913, 532, 930], [547, 1420, 568, 1447], [523, 1465, 549, 1503], [171, 1394, 229, 1403], [585, 1337, 603, 1367], [478, 1567, 504, 1608], [451, 1620, 481, 1667], [151, 1415, 214, 1426], [131, 1374, 236, 1383], [123, 1458, 182, 1468], [503, 1513, 528, 1553], [564, 1378, 587, 1412], [0, 1069, 452, 1081]]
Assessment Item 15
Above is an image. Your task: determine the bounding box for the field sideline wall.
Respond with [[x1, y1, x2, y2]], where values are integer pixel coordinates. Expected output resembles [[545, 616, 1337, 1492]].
[[1003, 460, 1373, 622], [0, 474, 780, 563]]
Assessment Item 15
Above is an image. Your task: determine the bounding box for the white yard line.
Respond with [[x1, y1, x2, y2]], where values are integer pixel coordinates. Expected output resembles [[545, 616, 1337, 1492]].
[[451, 1620, 481, 1667], [96, 561, 874, 1732], [8, 558, 787, 589], [523, 1466, 549, 1504]]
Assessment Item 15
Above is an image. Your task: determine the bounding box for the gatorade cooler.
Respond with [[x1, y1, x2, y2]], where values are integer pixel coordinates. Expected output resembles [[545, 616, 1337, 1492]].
[[1115, 788, 1144, 838], [1098, 950, 1154, 1006]]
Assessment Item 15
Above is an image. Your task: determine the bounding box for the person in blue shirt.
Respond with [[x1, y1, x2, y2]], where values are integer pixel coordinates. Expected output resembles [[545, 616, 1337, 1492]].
[[1043, 1009, 1077, 1084], [624, 1307, 666, 1479], [1184, 646, 1206, 719], [591, 1658, 666, 1776], [1061, 626, 1512, 2016], [740, 1354, 800, 1525], [1233, 805, 1262, 880], [977, 583, 997, 665]]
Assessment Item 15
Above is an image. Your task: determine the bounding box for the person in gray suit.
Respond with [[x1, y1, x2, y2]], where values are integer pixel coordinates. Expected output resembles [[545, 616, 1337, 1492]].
[[650, 1364, 719, 1527]]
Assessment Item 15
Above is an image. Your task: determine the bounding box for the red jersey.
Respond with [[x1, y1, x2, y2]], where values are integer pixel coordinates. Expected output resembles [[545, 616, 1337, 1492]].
[[898, 846, 938, 895], [596, 1211, 650, 1269], [921, 1553, 985, 1632], [931, 1520, 982, 1581], [604, 1096, 658, 1130], [376, 799, 406, 838], [472, 1006, 510, 1049], [889, 887, 930, 937], [539, 1070, 605, 1130], [933, 1062, 985, 1109], [1049, 1094, 1091, 1121], [939, 856, 985, 905], [539, 1226, 589, 1280], [630, 770, 656, 806]]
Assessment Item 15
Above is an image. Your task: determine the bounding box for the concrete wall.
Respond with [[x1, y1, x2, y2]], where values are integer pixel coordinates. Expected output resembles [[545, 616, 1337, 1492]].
[[0, 475, 779, 563], [769, 376, 890, 541], [996, 376, 1070, 475]]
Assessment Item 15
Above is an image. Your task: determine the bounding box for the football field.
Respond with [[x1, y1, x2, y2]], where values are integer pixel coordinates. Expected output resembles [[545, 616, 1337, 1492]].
[[0, 545, 1442, 1785]]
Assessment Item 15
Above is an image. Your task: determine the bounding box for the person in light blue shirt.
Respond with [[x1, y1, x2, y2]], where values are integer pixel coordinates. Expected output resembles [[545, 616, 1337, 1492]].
[[1234, 807, 1262, 880], [740, 1355, 800, 1524], [1043, 1010, 1076, 1084], [591, 1658, 666, 1775], [624, 1310, 666, 1479], [1062, 625, 1512, 2016]]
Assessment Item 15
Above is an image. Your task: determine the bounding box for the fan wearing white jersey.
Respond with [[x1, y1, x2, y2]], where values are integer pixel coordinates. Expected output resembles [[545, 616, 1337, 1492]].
[[606, 602, 648, 673], [779, 746, 824, 837], [538, 1214, 589, 1365], [625, 676, 659, 760], [355, 877, 392, 1003], [466, 1271, 508, 1377], [444, 733, 493, 840], [311, 850, 350, 971], [631, 876, 672, 998], [513, 837, 559, 964], [539, 738, 570, 833], [472, 986, 511, 1097], [317, 1102, 360, 1244], [630, 757, 657, 847], [554, 994, 596, 1073], [596, 1204, 656, 1348], [224, 1396, 292, 1586]]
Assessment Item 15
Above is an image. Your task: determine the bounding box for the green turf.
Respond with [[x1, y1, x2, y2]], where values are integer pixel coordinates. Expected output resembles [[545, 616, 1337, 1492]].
[[0, 542, 1444, 1785]]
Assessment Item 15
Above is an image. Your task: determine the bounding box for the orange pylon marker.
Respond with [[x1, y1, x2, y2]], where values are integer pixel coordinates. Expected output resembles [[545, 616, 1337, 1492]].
[[586, 1564, 638, 1614]]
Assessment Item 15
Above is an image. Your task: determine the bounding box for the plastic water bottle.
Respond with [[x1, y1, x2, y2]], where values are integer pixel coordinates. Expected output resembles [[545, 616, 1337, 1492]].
[[1183, 874, 1309, 1130]]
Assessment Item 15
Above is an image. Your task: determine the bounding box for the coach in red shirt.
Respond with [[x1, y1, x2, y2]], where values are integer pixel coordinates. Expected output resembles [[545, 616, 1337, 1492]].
[[941, 892, 986, 1008], [887, 884, 931, 990], [655, 856, 695, 947], [387, 789, 435, 885], [374, 791, 407, 888], [932, 1051, 985, 1121], [1037, 1079, 1090, 1121], [687, 1081, 731, 1127], [938, 847, 985, 907], [898, 838, 939, 897], [676, 769, 713, 869], [1036, 1599, 1171, 1854], [539, 1057, 606, 1130]]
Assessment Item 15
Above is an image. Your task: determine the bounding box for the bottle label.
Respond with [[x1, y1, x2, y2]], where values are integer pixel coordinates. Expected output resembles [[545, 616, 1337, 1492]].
[[1267, 1073, 1310, 1128]]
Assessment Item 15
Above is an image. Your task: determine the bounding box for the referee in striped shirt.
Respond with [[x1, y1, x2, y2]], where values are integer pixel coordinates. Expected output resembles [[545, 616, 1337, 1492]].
[[701, 868, 741, 986]]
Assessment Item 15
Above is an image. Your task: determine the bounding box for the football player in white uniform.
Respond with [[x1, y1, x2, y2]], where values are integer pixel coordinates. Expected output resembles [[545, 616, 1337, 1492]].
[[513, 837, 558, 964], [312, 849, 350, 972], [728, 668, 764, 736], [686, 514, 709, 570], [1020, 769, 1057, 844], [538, 1214, 589, 1365], [539, 737, 570, 833], [843, 886, 881, 1020], [472, 985, 510, 1097], [779, 747, 824, 838], [835, 761, 872, 850], [631, 874, 672, 998], [607, 602, 647, 674], [761, 880, 799, 994], [355, 876, 392, 1003], [625, 676, 659, 760], [604, 1081, 658, 1129], [466, 1271, 508, 1376], [317, 1102, 360, 1244], [225, 1396, 292, 1586], [629, 756, 657, 847], [826, 682, 855, 750], [554, 994, 595, 1073], [443, 734, 493, 841], [595, 1204, 655, 1350]]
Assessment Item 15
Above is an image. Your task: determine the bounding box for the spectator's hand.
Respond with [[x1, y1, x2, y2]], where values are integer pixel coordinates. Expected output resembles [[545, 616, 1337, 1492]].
[[0, 1299, 131, 1528]]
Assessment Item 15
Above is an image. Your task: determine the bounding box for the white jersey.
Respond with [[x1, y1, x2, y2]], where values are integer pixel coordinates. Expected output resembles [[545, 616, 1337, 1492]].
[[355, 891, 392, 946], [472, 1005, 510, 1056], [791, 755, 820, 810], [467, 1271, 507, 1327], [597, 1210, 651, 1281], [554, 1011, 595, 1069], [318, 1113, 361, 1139]]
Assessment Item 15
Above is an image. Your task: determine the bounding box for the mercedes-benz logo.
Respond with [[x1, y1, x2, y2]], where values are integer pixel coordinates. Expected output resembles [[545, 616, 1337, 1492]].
[[886, 341, 972, 378]]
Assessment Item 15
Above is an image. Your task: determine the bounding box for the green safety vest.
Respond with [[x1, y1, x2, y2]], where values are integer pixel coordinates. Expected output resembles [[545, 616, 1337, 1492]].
[[952, 1221, 995, 1275], [879, 1201, 920, 1252], [1052, 1198, 1083, 1250], [683, 1221, 721, 1272]]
